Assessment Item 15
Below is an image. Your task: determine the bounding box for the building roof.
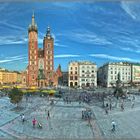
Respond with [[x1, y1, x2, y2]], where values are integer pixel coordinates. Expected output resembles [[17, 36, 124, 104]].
[[69, 61, 96, 65]]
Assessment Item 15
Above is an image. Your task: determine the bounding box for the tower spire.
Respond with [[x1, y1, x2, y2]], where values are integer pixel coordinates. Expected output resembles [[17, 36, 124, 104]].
[[28, 10, 38, 33], [32, 10, 35, 25], [47, 26, 50, 36]]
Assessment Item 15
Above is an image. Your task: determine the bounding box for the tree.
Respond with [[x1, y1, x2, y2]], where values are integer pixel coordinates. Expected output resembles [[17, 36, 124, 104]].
[[8, 87, 23, 108]]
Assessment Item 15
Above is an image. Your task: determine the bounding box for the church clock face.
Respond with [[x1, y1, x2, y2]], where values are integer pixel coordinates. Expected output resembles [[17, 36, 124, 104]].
[[39, 59, 44, 69]]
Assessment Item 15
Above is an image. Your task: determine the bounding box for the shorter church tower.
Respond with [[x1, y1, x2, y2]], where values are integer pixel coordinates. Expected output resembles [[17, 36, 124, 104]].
[[43, 27, 54, 86]]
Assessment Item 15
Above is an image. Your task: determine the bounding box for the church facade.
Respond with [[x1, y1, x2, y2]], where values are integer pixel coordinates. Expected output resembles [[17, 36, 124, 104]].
[[26, 13, 62, 88]]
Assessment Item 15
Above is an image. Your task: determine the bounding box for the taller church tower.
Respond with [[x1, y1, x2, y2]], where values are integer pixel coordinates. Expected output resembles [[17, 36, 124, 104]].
[[27, 13, 38, 87]]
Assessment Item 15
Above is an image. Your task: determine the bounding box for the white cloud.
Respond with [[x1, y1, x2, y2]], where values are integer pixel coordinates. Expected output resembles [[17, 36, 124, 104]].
[[90, 53, 140, 62], [0, 56, 26, 64], [59, 29, 112, 45], [0, 21, 25, 31], [121, 1, 140, 21], [54, 54, 80, 58], [0, 35, 44, 45], [54, 42, 68, 48]]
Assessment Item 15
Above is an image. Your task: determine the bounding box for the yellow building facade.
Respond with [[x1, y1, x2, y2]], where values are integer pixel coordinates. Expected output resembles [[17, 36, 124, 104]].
[[0, 70, 22, 85]]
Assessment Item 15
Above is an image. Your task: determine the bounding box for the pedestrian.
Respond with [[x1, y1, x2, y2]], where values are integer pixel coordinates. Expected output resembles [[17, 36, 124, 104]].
[[22, 114, 25, 123], [111, 120, 116, 132], [131, 101, 134, 108], [106, 103, 109, 108], [47, 111, 50, 119], [105, 107, 108, 114], [121, 102, 124, 111], [132, 95, 135, 101], [109, 103, 112, 110], [32, 118, 37, 128]]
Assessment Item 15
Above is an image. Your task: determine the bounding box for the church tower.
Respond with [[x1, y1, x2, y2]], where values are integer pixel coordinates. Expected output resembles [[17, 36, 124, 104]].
[[43, 27, 54, 86], [28, 12, 38, 87]]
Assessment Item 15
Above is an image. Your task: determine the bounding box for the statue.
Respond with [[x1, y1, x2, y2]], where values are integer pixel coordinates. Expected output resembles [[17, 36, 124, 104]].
[[114, 72, 124, 99]]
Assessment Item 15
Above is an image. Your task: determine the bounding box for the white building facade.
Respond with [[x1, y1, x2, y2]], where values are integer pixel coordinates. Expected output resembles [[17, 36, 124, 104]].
[[68, 61, 97, 88], [78, 62, 97, 88], [98, 62, 131, 87]]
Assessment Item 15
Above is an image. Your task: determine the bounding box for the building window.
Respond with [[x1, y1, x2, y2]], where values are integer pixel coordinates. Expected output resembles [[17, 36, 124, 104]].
[[111, 71, 113, 74], [70, 71, 73, 74], [75, 67, 77, 70], [82, 70, 84, 73], [75, 71, 77, 74], [75, 76, 77, 80], [71, 67, 72, 70], [48, 43, 50, 49], [92, 70, 94, 73], [70, 76, 73, 80], [75, 82, 77, 86]]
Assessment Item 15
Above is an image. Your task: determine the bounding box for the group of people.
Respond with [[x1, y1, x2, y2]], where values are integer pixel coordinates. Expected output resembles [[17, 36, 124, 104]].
[[20, 110, 50, 129], [82, 109, 92, 120], [63, 96, 71, 104], [104, 95, 136, 114], [32, 110, 50, 129], [105, 103, 112, 114], [79, 93, 91, 104]]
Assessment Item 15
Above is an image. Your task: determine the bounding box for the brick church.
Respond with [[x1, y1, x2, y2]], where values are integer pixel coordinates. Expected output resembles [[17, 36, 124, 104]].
[[26, 13, 62, 88]]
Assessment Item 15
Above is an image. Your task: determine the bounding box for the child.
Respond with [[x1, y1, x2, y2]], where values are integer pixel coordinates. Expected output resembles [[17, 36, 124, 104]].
[[38, 122, 42, 129]]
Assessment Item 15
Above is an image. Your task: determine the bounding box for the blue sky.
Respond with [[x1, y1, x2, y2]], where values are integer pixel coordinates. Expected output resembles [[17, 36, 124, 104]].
[[0, 1, 140, 71]]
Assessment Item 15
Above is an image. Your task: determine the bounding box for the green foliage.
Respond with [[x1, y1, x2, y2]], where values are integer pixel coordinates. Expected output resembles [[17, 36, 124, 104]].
[[8, 87, 23, 106]]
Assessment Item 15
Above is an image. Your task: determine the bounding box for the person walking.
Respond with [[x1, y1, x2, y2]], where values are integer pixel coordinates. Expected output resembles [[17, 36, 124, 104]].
[[32, 118, 37, 128], [111, 120, 116, 132], [22, 114, 25, 123], [109, 103, 112, 111], [121, 102, 124, 111], [47, 111, 50, 119], [131, 101, 135, 108], [105, 107, 108, 115]]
